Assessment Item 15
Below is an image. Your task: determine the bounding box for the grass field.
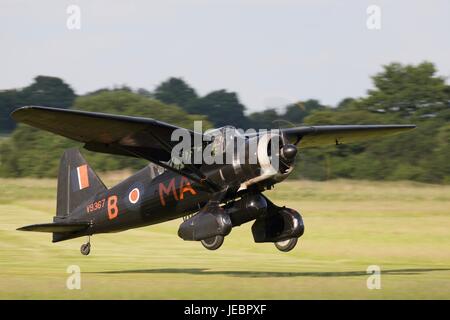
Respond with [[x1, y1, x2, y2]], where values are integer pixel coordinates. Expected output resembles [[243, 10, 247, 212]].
[[0, 177, 449, 299]]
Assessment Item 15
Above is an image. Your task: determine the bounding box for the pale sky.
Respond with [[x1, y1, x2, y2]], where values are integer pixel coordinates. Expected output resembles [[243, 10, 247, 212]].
[[1, 0, 449, 112]]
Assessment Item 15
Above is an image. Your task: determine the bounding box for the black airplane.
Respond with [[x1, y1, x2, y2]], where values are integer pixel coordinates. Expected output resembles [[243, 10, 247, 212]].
[[12, 106, 415, 255]]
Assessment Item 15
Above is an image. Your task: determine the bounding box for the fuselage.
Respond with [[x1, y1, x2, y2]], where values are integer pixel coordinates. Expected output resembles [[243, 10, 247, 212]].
[[57, 130, 295, 241], [68, 165, 213, 236]]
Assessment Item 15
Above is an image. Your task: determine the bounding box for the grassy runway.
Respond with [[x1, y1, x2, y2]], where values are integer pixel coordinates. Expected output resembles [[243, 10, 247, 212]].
[[0, 177, 449, 299]]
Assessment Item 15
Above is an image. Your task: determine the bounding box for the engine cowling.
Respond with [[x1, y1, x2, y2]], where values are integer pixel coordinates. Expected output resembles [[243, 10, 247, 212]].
[[251, 207, 304, 243], [202, 128, 298, 191], [238, 132, 297, 189]]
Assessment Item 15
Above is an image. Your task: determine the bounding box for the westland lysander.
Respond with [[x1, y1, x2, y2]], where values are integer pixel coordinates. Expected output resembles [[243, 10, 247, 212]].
[[12, 106, 415, 255]]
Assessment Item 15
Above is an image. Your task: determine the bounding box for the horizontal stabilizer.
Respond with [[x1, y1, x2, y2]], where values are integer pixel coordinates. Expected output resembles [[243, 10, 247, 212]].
[[17, 222, 90, 233]]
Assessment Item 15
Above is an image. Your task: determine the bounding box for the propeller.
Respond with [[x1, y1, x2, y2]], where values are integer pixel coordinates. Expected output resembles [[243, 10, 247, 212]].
[[272, 120, 298, 167]]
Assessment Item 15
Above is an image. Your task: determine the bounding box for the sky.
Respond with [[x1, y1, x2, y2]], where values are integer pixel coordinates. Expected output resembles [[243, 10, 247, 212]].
[[1, 0, 449, 113]]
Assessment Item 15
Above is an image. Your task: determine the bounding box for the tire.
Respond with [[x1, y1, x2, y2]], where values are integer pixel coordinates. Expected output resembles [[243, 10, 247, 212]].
[[201, 235, 224, 250], [274, 237, 298, 252], [80, 243, 91, 256]]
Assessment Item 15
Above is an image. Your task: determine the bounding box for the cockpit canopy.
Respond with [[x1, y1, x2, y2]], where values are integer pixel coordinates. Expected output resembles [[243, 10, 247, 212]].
[[204, 126, 245, 155]]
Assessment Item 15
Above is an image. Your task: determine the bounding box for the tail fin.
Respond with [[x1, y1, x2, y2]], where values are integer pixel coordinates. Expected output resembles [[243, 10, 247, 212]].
[[56, 148, 107, 218]]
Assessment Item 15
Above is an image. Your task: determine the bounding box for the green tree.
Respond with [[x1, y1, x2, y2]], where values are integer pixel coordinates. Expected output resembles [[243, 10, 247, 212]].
[[0, 76, 76, 134], [336, 97, 356, 110], [0, 90, 211, 177], [20, 76, 76, 109], [248, 100, 326, 129], [248, 109, 280, 129], [290, 62, 450, 184], [357, 62, 449, 116], [187, 90, 249, 128], [283, 99, 326, 124], [154, 77, 198, 109], [0, 90, 21, 133]]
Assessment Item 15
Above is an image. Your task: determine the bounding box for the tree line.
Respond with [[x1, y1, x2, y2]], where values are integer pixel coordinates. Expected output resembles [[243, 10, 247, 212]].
[[0, 61, 449, 183]]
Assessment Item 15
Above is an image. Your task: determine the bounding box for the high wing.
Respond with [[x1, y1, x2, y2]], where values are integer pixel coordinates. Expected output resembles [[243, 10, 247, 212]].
[[281, 125, 416, 148], [11, 106, 199, 162], [12, 106, 416, 157]]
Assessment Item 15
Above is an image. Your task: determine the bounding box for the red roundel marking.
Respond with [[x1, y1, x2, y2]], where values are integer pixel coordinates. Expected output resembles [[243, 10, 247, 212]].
[[128, 188, 140, 204]]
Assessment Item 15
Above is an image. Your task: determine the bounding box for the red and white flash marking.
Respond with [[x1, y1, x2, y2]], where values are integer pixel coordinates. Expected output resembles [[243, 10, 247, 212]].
[[76, 165, 90, 190], [128, 188, 140, 204]]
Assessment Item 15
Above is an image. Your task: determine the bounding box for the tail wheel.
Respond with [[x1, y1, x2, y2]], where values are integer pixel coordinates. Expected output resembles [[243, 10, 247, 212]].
[[274, 237, 298, 252], [201, 235, 224, 250], [80, 243, 91, 256]]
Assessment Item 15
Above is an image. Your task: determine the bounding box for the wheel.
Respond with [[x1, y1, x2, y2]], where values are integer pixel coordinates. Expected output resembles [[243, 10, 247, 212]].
[[80, 243, 91, 256], [201, 235, 224, 250], [274, 237, 298, 252]]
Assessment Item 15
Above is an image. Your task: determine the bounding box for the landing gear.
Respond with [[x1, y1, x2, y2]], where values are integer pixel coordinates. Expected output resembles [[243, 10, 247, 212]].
[[201, 235, 224, 250], [274, 237, 298, 252], [80, 236, 91, 256]]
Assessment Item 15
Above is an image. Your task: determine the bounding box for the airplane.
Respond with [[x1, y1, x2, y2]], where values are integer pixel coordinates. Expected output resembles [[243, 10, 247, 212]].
[[11, 106, 415, 255]]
